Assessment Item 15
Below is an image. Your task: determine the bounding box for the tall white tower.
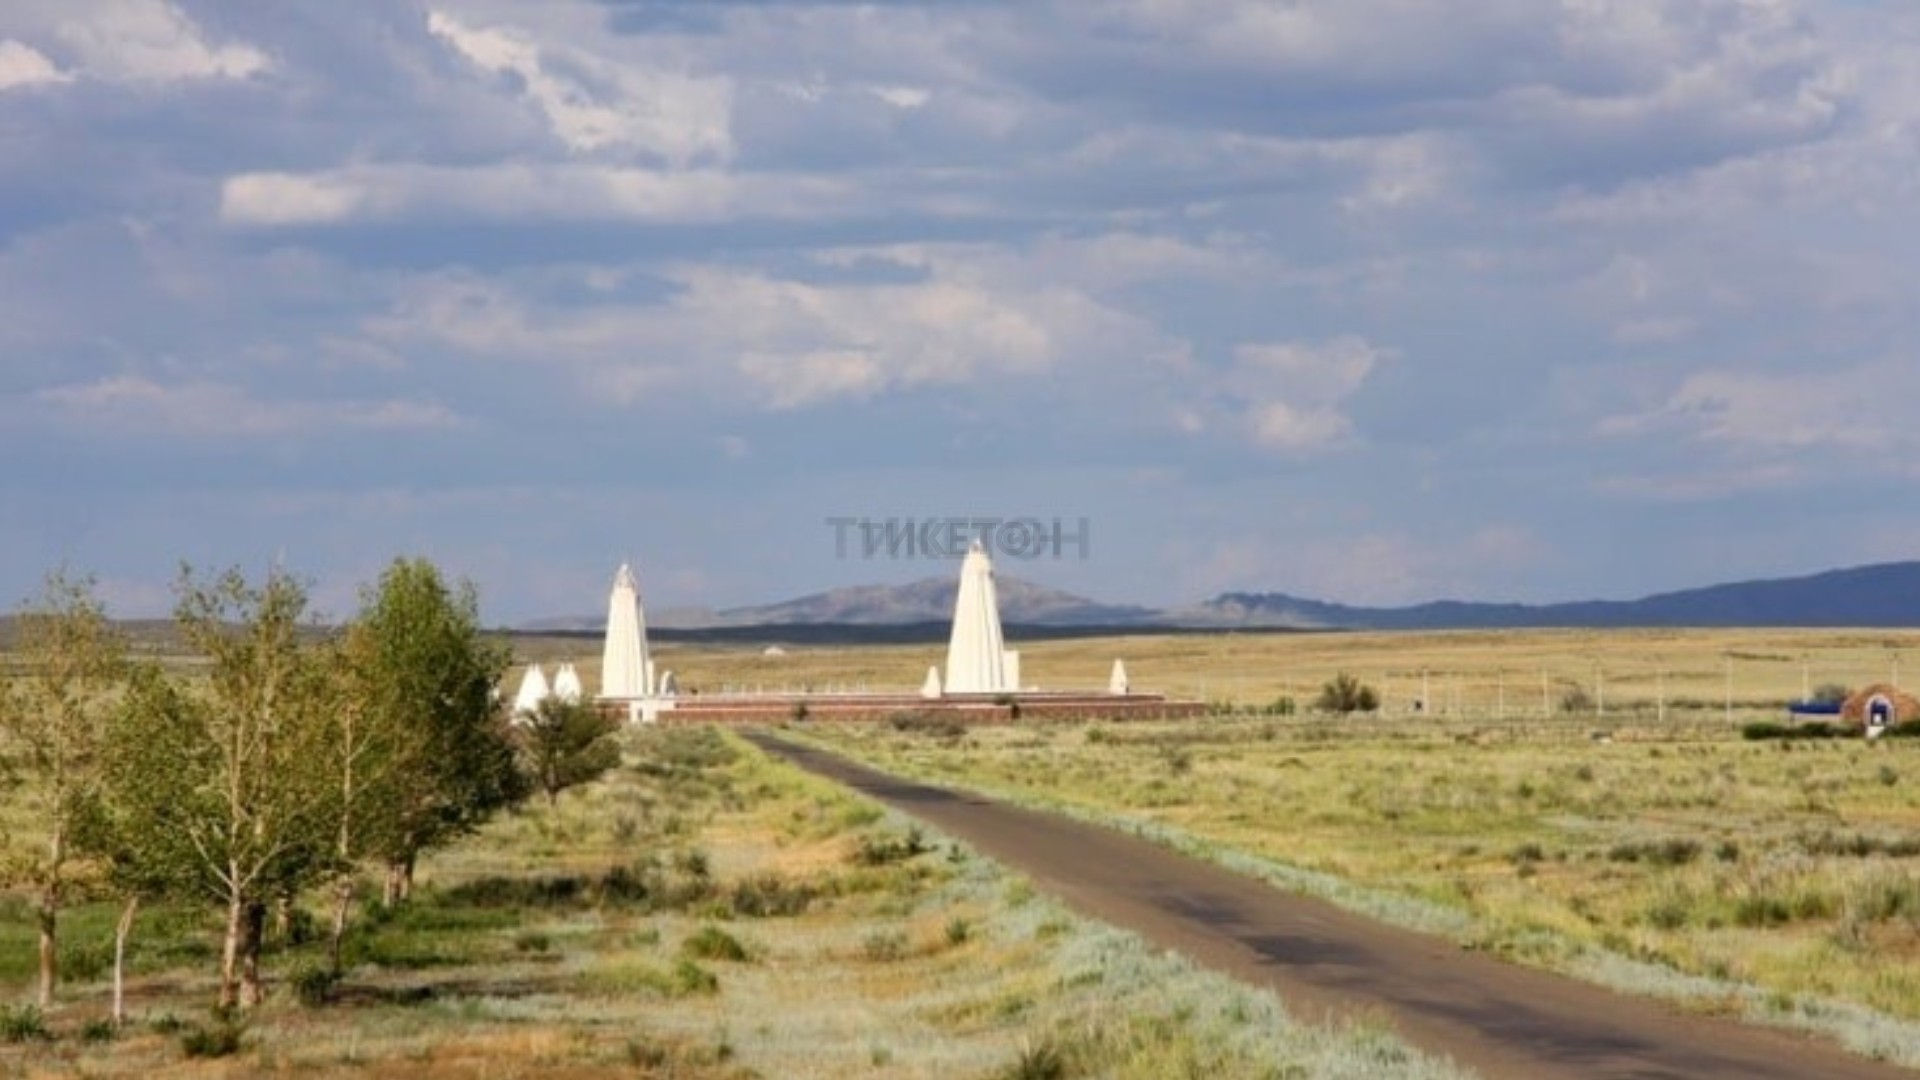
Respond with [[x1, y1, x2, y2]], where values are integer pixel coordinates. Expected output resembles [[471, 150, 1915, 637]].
[[944, 540, 1014, 693], [600, 563, 652, 699]]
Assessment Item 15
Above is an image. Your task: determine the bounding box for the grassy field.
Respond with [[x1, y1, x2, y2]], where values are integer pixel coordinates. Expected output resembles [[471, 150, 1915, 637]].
[[0, 726, 1472, 1079], [803, 707, 1920, 1065], [516, 626, 1920, 717]]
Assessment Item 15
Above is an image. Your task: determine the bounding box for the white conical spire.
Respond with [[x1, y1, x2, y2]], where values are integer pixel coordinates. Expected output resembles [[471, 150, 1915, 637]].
[[512, 664, 550, 717], [600, 562, 652, 699], [1108, 658, 1130, 695], [553, 662, 583, 704], [944, 540, 1010, 693], [921, 665, 943, 700]]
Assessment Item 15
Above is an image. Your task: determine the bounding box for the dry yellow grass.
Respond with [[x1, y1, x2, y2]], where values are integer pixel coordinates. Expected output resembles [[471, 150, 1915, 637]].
[[806, 705, 1920, 1063], [0, 727, 1471, 1080], [516, 627, 1920, 719]]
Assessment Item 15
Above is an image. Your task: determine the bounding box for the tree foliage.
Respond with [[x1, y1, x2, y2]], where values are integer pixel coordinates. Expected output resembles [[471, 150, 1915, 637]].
[[1811, 682, 1852, 706], [515, 697, 622, 807], [102, 566, 339, 1008], [0, 570, 126, 1006], [1314, 672, 1379, 715], [344, 558, 523, 904]]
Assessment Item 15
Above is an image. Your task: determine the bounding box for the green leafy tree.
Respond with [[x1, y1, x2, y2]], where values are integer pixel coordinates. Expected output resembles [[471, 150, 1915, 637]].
[[347, 559, 523, 907], [0, 570, 126, 1007], [1314, 672, 1380, 715], [103, 566, 340, 1008], [1810, 682, 1851, 706], [515, 696, 621, 808], [83, 664, 212, 1024]]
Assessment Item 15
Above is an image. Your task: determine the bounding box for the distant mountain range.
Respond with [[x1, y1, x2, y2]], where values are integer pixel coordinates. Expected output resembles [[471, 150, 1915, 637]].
[[523, 561, 1920, 633]]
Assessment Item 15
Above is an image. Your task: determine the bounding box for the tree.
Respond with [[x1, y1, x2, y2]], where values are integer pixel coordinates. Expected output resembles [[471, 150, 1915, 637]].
[[83, 664, 212, 1025], [515, 697, 621, 808], [0, 570, 126, 1007], [1315, 672, 1379, 715], [346, 559, 523, 907], [104, 566, 340, 1008], [1810, 682, 1851, 706]]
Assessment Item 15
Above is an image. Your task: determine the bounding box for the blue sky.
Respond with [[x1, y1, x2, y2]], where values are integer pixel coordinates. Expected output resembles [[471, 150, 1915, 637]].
[[3, 0, 1917, 624]]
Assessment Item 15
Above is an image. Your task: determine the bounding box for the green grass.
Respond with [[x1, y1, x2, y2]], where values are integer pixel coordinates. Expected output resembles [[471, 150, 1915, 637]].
[[805, 710, 1920, 1067], [0, 724, 1475, 1079]]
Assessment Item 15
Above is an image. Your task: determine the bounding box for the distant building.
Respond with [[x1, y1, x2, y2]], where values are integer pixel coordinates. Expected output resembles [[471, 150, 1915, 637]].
[[1840, 683, 1919, 731]]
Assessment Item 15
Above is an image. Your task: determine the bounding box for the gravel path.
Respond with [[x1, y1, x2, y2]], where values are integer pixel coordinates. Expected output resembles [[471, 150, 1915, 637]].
[[747, 731, 1915, 1080]]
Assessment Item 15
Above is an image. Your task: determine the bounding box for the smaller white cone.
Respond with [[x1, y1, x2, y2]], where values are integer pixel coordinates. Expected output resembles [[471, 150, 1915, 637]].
[[921, 665, 943, 700], [512, 664, 550, 718], [1109, 659, 1130, 696], [553, 663, 583, 704]]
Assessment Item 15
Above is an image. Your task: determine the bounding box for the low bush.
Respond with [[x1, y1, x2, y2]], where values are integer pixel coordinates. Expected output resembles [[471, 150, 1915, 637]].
[[862, 930, 908, 962], [855, 827, 929, 867], [670, 959, 719, 996], [1800, 832, 1920, 859], [291, 964, 339, 1007], [1607, 838, 1700, 867], [999, 1038, 1068, 1080], [180, 1008, 246, 1059], [889, 712, 967, 740], [78, 1018, 116, 1044], [0, 1004, 49, 1043], [682, 925, 750, 963], [1316, 673, 1379, 714], [1743, 721, 1848, 741]]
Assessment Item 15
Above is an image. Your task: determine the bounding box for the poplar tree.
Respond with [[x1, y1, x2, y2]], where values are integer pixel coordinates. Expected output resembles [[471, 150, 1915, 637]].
[[0, 571, 126, 1007], [515, 696, 621, 808], [346, 559, 523, 906], [104, 566, 339, 1008]]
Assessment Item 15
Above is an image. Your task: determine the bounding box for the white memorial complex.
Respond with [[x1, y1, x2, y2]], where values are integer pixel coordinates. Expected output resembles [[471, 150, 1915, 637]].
[[510, 544, 1197, 725]]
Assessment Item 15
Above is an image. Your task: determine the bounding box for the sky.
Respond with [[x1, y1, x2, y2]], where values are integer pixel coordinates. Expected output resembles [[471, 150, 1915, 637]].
[[3, 0, 1918, 625]]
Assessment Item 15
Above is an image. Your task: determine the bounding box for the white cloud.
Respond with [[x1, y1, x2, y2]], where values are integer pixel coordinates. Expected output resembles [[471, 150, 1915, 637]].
[[1248, 400, 1354, 450], [1597, 362, 1920, 452], [366, 245, 1169, 410], [426, 9, 731, 166], [219, 163, 851, 226], [867, 84, 931, 109], [219, 173, 369, 227], [1215, 336, 1390, 451], [34, 376, 460, 438], [0, 39, 70, 91], [53, 0, 267, 82]]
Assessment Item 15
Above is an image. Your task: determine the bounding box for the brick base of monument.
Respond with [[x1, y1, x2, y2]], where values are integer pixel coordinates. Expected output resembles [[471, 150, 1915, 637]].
[[599, 691, 1206, 725]]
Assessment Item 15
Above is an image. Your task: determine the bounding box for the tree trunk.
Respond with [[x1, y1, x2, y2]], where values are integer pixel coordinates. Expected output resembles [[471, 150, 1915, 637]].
[[382, 861, 404, 907], [329, 878, 354, 976], [36, 890, 57, 1009], [400, 852, 416, 902], [38, 824, 62, 1008], [239, 901, 267, 1007], [112, 896, 139, 1027], [219, 894, 244, 1009]]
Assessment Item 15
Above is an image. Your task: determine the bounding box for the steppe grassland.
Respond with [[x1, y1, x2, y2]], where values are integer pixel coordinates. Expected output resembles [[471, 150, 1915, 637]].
[[808, 710, 1920, 1062], [521, 627, 1920, 714], [0, 726, 1473, 1080]]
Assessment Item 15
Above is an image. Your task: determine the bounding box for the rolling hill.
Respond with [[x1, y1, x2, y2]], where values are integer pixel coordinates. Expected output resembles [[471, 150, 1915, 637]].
[[522, 561, 1920, 633]]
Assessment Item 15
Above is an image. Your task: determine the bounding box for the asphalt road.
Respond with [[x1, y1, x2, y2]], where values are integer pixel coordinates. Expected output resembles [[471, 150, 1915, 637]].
[[745, 731, 1916, 1080]]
